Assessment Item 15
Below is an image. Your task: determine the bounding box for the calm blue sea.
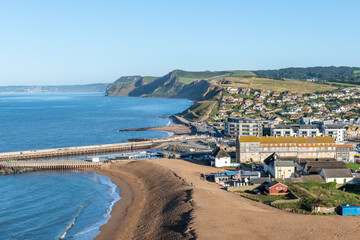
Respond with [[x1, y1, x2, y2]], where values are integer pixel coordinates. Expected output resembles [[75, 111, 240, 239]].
[[0, 92, 193, 153], [0, 92, 193, 239]]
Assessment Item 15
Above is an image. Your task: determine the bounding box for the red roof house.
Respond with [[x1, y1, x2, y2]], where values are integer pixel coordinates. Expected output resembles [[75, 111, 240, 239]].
[[265, 182, 288, 195]]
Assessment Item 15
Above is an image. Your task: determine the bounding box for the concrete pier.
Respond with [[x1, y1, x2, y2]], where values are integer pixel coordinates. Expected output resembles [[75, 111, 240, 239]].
[[0, 135, 207, 161]]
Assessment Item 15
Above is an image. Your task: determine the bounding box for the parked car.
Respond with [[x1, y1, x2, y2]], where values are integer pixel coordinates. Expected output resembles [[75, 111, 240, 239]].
[[253, 189, 261, 195]]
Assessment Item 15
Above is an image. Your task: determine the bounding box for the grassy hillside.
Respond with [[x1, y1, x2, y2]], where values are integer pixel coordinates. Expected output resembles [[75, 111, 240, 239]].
[[181, 100, 219, 121], [217, 77, 337, 93], [354, 70, 360, 76], [106, 68, 347, 121], [142, 76, 159, 82], [174, 70, 255, 84]]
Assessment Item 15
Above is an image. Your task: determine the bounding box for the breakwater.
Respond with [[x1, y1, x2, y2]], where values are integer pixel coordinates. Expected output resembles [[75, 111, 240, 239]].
[[118, 127, 152, 132], [0, 167, 40, 175], [0, 160, 101, 169], [0, 135, 207, 161]]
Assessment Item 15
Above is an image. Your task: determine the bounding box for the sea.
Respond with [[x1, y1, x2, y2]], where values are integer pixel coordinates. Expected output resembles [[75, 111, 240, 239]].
[[0, 92, 193, 240]]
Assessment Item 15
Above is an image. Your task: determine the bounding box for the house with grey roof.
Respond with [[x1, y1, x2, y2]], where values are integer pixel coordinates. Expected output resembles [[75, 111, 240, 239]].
[[305, 160, 346, 174], [263, 153, 295, 179], [320, 168, 354, 184]]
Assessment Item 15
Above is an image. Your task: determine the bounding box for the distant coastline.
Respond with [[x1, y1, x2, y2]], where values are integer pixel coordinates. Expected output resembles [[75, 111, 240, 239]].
[[0, 83, 110, 93]]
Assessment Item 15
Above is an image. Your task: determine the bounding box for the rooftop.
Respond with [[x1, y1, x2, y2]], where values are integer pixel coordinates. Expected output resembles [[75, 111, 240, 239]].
[[275, 161, 295, 167], [266, 181, 287, 188], [239, 136, 335, 144], [224, 171, 239, 176], [213, 173, 227, 178], [306, 161, 346, 174], [213, 147, 230, 159], [321, 168, 353, 178]]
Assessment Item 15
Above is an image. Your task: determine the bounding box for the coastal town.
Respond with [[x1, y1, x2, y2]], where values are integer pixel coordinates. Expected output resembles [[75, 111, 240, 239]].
[[3, 83, 360, 217], [176, 84, 360, 216], [4, 0, 360, 239], [216, 86, 360, 123]]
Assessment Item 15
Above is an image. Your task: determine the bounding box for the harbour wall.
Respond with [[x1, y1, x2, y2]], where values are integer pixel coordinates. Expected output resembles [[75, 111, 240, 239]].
[[0, 135, 207, 161]]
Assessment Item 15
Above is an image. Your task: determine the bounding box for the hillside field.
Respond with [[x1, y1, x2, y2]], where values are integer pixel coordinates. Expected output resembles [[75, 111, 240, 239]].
[[181, 100, 219, 121], [142, 76, 159, 82], [175, 70, 255, 84], [217, 77, 337, 93]]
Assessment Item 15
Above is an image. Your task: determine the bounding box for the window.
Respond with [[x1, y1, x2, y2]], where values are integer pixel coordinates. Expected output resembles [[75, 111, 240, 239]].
[[276, 187, 282, 190]]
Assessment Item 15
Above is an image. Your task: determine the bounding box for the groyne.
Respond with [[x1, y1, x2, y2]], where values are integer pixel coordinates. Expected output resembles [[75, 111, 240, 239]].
[[118, 127, 152, 132], [0, 135, 207, 161], [0, 160, 101, 169]]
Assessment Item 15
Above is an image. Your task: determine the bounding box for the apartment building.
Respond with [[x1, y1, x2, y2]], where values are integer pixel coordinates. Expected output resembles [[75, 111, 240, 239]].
[[224, 118, 263, 138], [272, 125, 322, 137], [236, 136, 354, 163], [324, 125, 346, 142], [272, 124, 347, 142]]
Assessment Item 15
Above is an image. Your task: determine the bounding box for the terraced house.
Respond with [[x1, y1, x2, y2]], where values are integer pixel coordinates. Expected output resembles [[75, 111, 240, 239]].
[[236, 136, 354, 163]]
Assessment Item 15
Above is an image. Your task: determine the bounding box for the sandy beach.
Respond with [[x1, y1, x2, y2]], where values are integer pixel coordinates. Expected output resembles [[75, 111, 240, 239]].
[[94, 158, 360, 240], [93, 160, 195, 240], [149, 123, 193, 136]]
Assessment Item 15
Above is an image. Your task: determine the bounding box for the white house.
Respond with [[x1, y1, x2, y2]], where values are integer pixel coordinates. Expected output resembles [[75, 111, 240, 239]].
[[263, 153, 295, 179], [227, 87, 239, 94], [320, 168, 354, 184], [213, 147, 231, 167]]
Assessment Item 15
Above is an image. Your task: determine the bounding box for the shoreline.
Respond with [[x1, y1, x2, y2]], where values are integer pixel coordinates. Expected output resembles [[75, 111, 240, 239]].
[[90, 160, 195, 240], [120, 122, 193, 137], [92, 166, 136, 240]]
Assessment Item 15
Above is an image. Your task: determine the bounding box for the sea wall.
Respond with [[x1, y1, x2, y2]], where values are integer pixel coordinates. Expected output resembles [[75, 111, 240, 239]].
[[0, 135, 207, 161]]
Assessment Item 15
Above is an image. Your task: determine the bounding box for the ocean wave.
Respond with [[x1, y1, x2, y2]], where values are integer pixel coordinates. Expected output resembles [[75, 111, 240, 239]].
[[66, 225, 99, 239], [166, 131, 174, 137], [66, 173, 121, 240], [166, 118, 173, 126], [59, 201, 89, 240], [156, 130, 174, 138], [98, 174, 121, 216]]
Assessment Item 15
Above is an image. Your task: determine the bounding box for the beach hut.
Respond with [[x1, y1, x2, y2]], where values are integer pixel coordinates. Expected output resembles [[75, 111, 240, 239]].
[[341, 204, 360, 216]]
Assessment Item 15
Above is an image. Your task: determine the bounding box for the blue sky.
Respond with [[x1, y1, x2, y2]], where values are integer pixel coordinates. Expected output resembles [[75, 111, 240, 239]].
[[0, 0, 359, 85]]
